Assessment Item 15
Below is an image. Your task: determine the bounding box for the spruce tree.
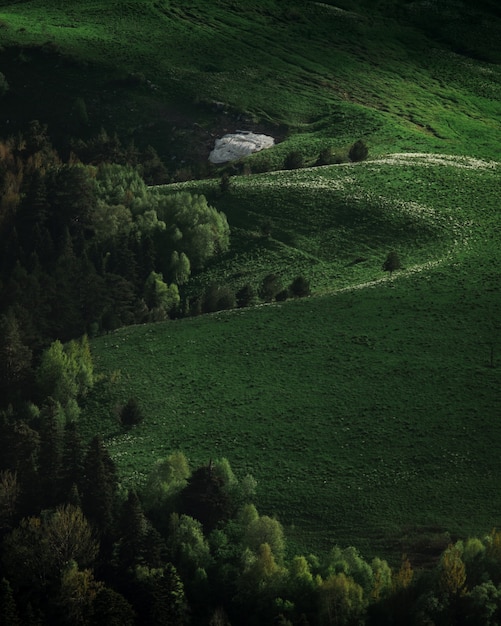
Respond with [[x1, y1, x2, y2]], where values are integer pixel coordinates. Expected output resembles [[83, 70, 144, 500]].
[[348, 139, 369, 162], [120, 397, 144, 428], [0, 312, 33, 405], [38, 399, 64, 507], [382, 251, 402, 276], [82, 436, 117, 534], [60, 421, 85, 501], [118, 490, 148, 571], [0, 577, 21, 626]]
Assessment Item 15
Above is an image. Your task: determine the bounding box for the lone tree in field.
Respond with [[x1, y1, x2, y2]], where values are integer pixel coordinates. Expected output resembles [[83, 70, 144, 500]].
[[120, 397, 144, 427], [382, 251, 402, 276], [349, 139, 369, 162]]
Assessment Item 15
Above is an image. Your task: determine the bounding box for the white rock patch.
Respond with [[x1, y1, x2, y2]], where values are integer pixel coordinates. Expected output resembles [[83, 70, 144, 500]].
[[209, 132, 274, 164]]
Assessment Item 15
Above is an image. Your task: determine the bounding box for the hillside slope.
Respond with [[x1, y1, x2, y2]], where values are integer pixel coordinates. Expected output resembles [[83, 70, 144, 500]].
[[1, 0, 499, 562], [0, 0, 500, 164], [86, 155, 501, 562]]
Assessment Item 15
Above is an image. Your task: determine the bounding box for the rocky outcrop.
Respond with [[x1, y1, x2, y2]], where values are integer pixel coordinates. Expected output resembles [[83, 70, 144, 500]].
[[209, 131, 274, 164]]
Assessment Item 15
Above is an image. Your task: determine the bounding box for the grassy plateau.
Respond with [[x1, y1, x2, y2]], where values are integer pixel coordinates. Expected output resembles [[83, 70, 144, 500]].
[[1, 0, 500, 565]]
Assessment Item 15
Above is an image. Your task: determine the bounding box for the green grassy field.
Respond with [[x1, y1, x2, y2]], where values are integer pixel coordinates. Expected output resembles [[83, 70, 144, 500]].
[[157, 153, 498, 297], [0, 0, 500, 163], [85, 155, 501, 565], [2, 0, 499, 566]]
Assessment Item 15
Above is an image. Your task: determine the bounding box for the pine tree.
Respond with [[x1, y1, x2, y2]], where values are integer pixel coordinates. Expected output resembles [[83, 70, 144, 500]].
[[180, 464, 231, 532], [135, 564, 188, 626], [82, 436, 117, 534], [0, 577, 21, 626], [382, 251, 402, 276], [60, 421, 85, 501], [259, 274, 282, 302], [348, 139, 369, 162], [120, 397, 144, 428], [289, 276, 311, 298], [38, 399, 64, 507], [0, 311, 33, 405], [0, 470, 20, 532], [118, 490, 148, 570]]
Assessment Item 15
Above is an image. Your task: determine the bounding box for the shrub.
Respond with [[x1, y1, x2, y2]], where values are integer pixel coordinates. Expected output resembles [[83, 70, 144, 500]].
[[382, 251, 402, 276], [219, 172, 231, 194], [259, 274, 283, 302], [203, 284, 236, 313], [276, 289, 289, 302], [120, 397, 144, 427], [236, 284, 257, 308], [259, 218, 273, 237], [349, 140, 369, 162], [316, 147, 334, 166], [289, 275, 311, 298], [284, 150, 304, 170]]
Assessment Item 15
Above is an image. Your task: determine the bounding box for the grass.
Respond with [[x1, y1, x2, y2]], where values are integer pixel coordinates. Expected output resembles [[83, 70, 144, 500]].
[[0, 0, 500, 163], [84, 155, 501, 565], [86, 248, 501, 565], [1, 0, 499, 566], [155, 154, 497, 298]]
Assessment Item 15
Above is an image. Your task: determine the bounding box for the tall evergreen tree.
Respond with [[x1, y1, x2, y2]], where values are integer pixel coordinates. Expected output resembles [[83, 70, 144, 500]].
[[382, 251, 402, 276], [60, 421, 85, 502], [0, 311, 32, 406], [38, 399, 64, 507], [16, 169, 50, 253], [82, 436, 117, 535], [0, 577, 21, 626], [117, 490, 149, 571], [134, 564, 188, 626], [180, 464, 231, 532], [46, 164, 96, 242]]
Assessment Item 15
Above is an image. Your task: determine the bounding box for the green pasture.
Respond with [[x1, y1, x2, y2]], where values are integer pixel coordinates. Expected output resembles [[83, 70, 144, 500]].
[[0, 0, 500, 161], [84, 157, 501, 564], [156, 155, 498, 297], [86, 246, 501, 565], [2, 0, 499, 566]]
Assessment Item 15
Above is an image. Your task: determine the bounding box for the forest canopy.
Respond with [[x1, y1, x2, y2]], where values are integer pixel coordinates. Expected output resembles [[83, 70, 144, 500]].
[[0, 127, 230, 366]]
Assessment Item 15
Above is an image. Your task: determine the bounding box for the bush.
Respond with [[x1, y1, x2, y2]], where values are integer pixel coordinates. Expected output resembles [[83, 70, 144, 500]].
[[259, 218, 273, 238], [284, 150, 304, 170], [259, 273, 283, 302], [236, 284, 257, 308], [382, 251, 402, 276], [203, 284, 236, 313], [316, 147, 334, 166], [349, 140, 369, 162], [276, 289, 289, 302], [219, 172, 231, 194], [289, 275, 311, 298], [120, 397, 144, 427]]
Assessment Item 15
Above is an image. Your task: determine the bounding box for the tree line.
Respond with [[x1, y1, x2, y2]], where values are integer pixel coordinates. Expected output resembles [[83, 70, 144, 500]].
[[0, 123, 229, 362]]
